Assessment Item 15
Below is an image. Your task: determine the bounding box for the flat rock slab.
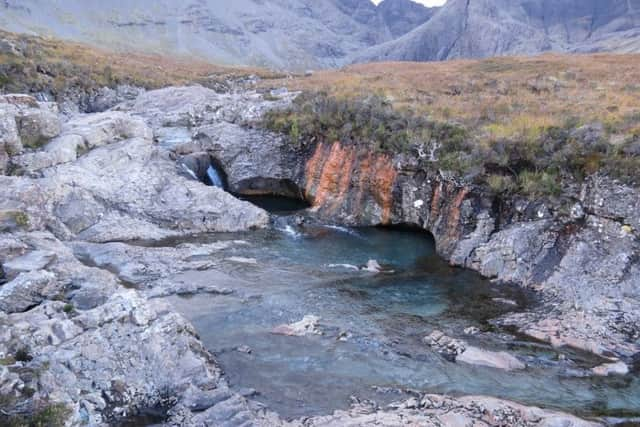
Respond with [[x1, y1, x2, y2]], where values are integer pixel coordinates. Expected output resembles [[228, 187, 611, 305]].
[[2, 250, 56, 277]]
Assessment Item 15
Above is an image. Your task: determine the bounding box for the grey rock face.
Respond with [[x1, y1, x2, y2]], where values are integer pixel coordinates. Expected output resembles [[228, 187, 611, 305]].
[[0, 269, 59, 313], [356, 0, 640, 63], [2, 89, 271, 241], [0, 94, 62, 173], [0, 0, 431, 70], [377, 0, 439, 39]]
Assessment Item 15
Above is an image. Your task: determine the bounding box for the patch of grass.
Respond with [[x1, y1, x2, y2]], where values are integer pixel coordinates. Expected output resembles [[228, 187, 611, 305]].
[[14, 212, 30, 229], [264, 91, 469, 155], [258, 53, 640, 190], [0, 357, 16, 366], [518, 170, 562, 197], [486, 174, 517, 194]]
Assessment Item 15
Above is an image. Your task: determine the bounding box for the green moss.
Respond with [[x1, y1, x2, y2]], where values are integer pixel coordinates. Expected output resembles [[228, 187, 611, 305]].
[[14, 212, 30, 229], [0, 357, 16, 366], [487, 174, 517, 194], [62, 303, 74, 314], [518, 170, 562, 197]]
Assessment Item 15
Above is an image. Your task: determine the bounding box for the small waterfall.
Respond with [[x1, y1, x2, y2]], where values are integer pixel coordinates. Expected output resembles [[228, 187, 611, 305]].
[[273, 216, 303, 238], [206, 165, 225, 189], [181, 163, 199, 181]]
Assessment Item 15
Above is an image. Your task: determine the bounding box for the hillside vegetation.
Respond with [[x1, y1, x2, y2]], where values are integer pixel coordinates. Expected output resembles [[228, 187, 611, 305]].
[[0, 30, 279, 99], [263, 55, 640, 195]]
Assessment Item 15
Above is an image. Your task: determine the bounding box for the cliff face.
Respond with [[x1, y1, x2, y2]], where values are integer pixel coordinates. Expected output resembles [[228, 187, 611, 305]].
[[287, 139, 640, 360], [356, 0, 640, 62]]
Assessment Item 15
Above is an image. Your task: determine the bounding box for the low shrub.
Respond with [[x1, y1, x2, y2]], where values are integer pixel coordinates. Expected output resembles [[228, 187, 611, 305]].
[[263, 91, 640, 196]]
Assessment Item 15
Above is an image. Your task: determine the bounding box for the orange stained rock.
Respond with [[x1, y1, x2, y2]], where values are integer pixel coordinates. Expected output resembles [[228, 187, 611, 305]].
[[354, 152, 374, 216], [312, 142, 347, 208], [372, 155, 397, 224], [304, 142, 328, 199], [447, 187, 470, 240], [304, 141, 398, 223], [329, 145, 356, 213]]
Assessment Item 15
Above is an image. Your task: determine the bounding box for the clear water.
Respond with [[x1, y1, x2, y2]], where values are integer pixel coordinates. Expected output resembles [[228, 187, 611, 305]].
[[165, 202, 640, 421]]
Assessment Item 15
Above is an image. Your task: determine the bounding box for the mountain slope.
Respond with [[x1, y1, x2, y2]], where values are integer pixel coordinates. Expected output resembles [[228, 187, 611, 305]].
[[356, 0, 640, 62], [0, 0, 434, 70], [1, 0, 639, 69]]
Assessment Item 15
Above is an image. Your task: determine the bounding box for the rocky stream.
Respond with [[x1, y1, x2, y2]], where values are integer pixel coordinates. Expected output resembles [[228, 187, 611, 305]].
[[0, 85, 638, 426]]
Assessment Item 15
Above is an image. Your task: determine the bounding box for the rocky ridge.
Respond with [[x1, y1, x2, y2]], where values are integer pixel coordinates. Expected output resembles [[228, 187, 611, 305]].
[[0, 84, 634, 425], [357, 0, 640, 62], [0, 0, 436, 70]]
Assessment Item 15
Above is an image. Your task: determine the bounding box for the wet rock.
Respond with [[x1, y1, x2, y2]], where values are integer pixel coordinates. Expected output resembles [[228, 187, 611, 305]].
[[456, 346, 526, 371], [423, 330, 466, 360], [363, 259, 382, 273], [272, 315, 322, 336], [463, 326, 480, 335], [425, 331, 524, 371], [591, 361, 629, 376], [236, 345, 252, 354], [492, 298, 518, 307], [304, 394, 600, 426], [227, 256, 258, 265]]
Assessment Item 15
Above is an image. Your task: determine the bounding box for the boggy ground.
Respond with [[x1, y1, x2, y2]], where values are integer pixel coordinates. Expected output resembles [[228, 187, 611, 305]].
[[0, 80, 637, 425]]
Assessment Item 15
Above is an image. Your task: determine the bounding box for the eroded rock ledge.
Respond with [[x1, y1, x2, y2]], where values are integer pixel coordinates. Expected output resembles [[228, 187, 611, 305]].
[[0, 86, 634, 425]]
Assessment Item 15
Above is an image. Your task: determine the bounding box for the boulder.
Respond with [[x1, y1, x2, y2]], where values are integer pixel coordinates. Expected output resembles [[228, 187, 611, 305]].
[[0, 270, 59, 313], [592, 361, 629, 376], [16, 108, 61, 148], [272, 315, 322, 336]]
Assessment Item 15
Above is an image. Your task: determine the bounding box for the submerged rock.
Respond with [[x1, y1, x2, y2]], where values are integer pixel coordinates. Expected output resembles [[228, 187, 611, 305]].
[[272, 315, 322, 336], [592, 361, 629, 376], [457, 346, 526, 371], [425, 331, 525, 371]]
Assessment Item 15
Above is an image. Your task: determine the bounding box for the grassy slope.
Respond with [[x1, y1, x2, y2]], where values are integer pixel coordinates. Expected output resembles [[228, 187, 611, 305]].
[[0, 30, 282, 96], [270, 55, 640, 139], [262, 55, 640, 195]]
